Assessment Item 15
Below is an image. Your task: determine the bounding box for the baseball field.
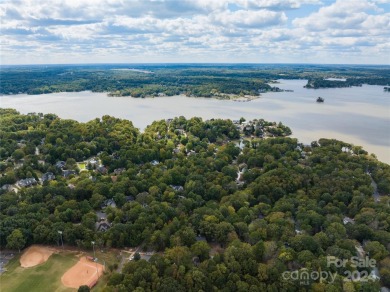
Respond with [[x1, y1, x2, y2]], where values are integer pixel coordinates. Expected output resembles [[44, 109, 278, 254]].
[[0, 245, 116, 292]]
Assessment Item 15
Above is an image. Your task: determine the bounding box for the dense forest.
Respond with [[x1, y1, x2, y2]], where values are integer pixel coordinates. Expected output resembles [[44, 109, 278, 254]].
[[1, 64, 389, 98], [305, 78, 390, 89], [0, 108, 389, 291]]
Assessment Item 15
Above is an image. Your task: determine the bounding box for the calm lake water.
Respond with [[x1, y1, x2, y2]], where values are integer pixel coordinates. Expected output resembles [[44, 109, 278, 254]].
[[1, 79, 389, 164]]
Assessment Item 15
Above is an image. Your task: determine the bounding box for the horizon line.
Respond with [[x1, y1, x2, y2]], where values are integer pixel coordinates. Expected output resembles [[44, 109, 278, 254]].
[[1, 62, 389, 66]]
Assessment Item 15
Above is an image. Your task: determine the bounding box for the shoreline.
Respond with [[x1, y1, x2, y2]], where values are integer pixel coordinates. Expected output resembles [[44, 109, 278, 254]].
[[1, 82, 388, 164], [2, 90, 262, 102]]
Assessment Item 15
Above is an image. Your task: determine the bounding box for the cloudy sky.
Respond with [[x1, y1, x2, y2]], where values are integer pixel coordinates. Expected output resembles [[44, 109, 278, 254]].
[[1, 0, 389, 64]]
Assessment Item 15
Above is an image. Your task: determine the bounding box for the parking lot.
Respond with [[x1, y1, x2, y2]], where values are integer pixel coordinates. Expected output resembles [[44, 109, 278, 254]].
[[0, 252, 15, 274]]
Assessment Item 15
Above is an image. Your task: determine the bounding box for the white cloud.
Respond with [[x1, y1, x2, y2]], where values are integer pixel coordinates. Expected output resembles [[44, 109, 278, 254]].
[[293, 0, 385, 30], [362, 13, 390, 29], [0, 0, 389, 64], [243, 0, 322, 10], [289, 0, 390, 63], [213, 9, 287, 27]]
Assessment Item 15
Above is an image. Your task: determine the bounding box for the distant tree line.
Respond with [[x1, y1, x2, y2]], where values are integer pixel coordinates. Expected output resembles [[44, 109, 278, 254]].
[[305, 78, 390, 89], [2, 64, 390, 97]]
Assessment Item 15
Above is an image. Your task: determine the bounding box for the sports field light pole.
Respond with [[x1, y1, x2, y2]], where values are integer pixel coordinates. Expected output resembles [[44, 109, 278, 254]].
[[91, 241, 99, 280], [91, 241, 96, 259], [58, 231, 64, 249]]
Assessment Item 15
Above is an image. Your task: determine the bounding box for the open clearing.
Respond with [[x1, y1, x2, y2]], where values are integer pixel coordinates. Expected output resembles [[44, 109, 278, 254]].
[[61, 256, 104, 289], [0, 252, 75, 292], [20, 245, 55, 268], [0, 247, 117, 292]]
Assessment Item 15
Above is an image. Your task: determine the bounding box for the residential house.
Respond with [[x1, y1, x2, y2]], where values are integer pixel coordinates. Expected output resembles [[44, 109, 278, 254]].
[[238, 163, 247, 171], [1, 184, 12, 191], [113, 168, 125, 175], [172, 148, 181, 154], [55, 161, 66, 169], [196, 236, 207, 242], [41, 172, 55, 182], [17, 140, 26, 148], [102, 199, 117, 209], [125, 196, 135, 202], [62, 170, 76, 178], [97, 222, 111, 232], [88, 158, 99, 167], [170, 185, 184, 192], [110, 152, 120, 159], [192, 256, 200, 266], [175, 129, 186, 135], [343, 217, 355, 225], [187, 150, 196, 156], [17, 178, 37, 187], [295, 229, 303, 235], [96, 166, 107, 174]]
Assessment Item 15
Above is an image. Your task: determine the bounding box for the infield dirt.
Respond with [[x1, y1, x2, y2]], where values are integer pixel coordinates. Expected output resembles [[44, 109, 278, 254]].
[[61, 256, 104, 288], [19, 245, 55, 268]]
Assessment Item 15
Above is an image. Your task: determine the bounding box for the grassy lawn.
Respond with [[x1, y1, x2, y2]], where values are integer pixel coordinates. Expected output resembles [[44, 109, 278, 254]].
[[0, 252, 76, 292], [0, 249, 120, 292], [91, 249, 121, 291], [77, 162, 86, 170]]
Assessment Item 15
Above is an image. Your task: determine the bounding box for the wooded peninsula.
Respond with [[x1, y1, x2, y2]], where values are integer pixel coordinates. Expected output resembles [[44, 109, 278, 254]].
[[0, 109, 389, 291]]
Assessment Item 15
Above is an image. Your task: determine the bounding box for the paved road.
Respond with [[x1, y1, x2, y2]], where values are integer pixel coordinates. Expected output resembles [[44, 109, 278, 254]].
[[368, 172, 380, 203], [117, 247, 139, 273], [0, 252, 15, 274]]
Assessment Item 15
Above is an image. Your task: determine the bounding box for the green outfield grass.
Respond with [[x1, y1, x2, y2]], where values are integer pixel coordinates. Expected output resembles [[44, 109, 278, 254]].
[[0, 249, 120, 292], [0, 252, 76, 292]]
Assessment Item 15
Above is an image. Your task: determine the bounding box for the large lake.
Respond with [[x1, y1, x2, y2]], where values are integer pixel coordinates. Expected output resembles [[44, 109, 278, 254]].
[[1, 79, 389, 164]]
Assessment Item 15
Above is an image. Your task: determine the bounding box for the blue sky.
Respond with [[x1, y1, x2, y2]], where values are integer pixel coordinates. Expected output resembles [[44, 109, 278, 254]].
[[0, 0, 389, 64]]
